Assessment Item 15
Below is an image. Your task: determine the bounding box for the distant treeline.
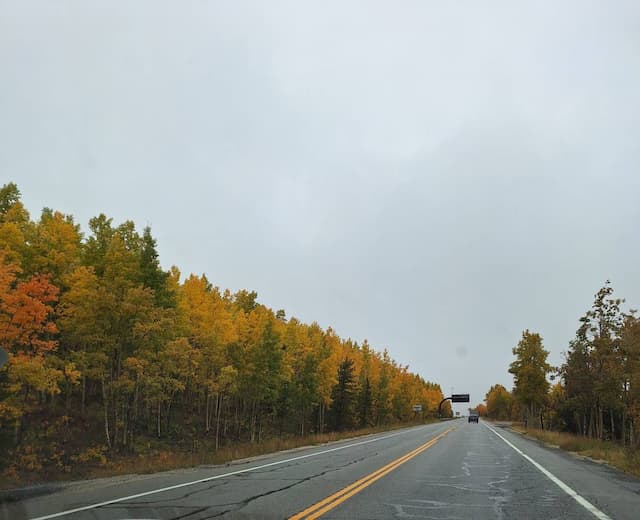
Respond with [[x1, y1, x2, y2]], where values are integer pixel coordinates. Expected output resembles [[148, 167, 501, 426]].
[[485, 284, 640, 447], [0, 182, 446, 479]]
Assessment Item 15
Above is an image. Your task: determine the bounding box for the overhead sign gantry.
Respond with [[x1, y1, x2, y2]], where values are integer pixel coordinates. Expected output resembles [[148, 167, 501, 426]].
[[438, 393, 469, 417]]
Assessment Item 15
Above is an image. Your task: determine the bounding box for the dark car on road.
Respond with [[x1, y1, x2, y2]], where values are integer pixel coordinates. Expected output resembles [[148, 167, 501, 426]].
[[468, 411, 479, 423]]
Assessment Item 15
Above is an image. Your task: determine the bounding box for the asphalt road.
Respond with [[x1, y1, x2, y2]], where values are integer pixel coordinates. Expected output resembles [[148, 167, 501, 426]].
[[3, 419, 640, 520]]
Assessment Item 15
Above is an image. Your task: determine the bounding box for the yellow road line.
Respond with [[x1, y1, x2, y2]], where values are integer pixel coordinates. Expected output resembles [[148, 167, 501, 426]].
[[289, 427, 454, 520]]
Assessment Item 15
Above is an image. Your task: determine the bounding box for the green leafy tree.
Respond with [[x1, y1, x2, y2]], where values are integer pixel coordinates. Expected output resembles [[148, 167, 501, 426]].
[[139, 227, 172, 307], [0, 183, 21, 215], [562, 283, 625, 440], [509, 330, 552, 429], [0, 183, 34, 269], [620, 313, 640, 446], [82, 214, 115, 277], [234, 290, 258, 313], [330, 358, 356, 431]]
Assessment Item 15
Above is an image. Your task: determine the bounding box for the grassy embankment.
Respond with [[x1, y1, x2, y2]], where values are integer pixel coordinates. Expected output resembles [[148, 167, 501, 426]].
[[510, 423, 640, 478], [1, 418, 449, 490]]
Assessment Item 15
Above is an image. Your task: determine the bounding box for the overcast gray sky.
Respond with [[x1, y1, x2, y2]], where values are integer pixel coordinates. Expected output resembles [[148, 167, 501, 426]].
[[2, 1, 639, 411]]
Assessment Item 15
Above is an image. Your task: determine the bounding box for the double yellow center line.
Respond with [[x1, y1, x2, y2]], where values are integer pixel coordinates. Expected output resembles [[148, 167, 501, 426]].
[[289, 426, 455, 520]]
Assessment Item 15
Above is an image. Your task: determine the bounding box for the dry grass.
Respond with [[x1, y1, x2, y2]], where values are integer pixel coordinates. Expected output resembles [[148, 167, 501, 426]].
[[1, 419, 444, 490], [101, 421, 438, 477], [511, 425, 640, 478]]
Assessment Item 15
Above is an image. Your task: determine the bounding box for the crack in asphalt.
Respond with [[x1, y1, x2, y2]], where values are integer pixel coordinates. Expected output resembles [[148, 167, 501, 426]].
[[191, 455, 372, 520], [188, 466, 346, 519], [98, 453, 370, 519], [166, 505, 212, 519], [101, 479, 234, 506]]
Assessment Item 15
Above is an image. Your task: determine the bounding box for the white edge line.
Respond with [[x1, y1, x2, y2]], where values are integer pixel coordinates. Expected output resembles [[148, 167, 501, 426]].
[[30, 424, 436, 520], [483, 423, 612, 520]]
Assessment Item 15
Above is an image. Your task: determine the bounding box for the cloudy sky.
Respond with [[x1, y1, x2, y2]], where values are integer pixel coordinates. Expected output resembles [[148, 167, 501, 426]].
[[2, 1, 639, 410]]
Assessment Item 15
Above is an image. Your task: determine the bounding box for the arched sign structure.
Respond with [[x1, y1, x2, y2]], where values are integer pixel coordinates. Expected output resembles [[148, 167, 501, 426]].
[[438, 393, 469, 417]]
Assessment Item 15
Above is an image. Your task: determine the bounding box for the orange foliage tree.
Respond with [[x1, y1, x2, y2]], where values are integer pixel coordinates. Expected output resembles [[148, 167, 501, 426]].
[[0, 182, 448, 480], [0, 255, 62, 442]]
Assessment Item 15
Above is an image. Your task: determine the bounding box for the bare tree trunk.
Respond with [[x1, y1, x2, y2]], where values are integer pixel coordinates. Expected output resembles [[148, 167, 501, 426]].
[[205, 389, 210, 433], [610, 409, 615, 441], [165, 400, 171, 434], [112, 354, 119, 448], [598, 407, 604, 440], [576, 413, 583, 436], [215, 393, 221, 451], [235, 400, 240, 440], [122, 401, 128, 449], [223, 399, 228, 437], [101, 376, 111, 448], [131, 381, 138, 448], [250, 401, 257, 443], [81, 375, 86, 414], [114, 394, 119, 449], [157, 400, 161, 438], [166, 395, 174, 433]]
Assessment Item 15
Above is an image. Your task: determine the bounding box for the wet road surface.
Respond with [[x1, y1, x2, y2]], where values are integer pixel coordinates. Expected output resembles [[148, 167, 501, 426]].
[[3, 420, 640, 519]]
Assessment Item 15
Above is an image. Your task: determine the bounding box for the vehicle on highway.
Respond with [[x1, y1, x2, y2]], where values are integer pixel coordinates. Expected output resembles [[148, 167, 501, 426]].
[[468, 411, 479, 423]]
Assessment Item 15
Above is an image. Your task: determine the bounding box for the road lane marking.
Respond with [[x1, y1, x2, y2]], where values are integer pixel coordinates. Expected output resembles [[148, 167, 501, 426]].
[[289, 427, 454, 520], [30, 425, 438, 520], [484, 423, 612, 520]]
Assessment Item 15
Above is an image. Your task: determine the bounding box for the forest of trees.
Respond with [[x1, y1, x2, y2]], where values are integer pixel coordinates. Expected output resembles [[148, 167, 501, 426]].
[[0, 183, 447, 480], [487, 283, 640, 448]]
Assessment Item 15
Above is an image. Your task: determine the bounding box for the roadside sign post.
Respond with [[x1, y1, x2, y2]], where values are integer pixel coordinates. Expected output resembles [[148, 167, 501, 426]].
[[412, 404, 423, 421]]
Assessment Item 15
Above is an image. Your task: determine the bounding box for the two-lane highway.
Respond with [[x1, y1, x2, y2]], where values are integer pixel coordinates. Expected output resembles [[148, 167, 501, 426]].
[[3, 420, 640, 519]]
